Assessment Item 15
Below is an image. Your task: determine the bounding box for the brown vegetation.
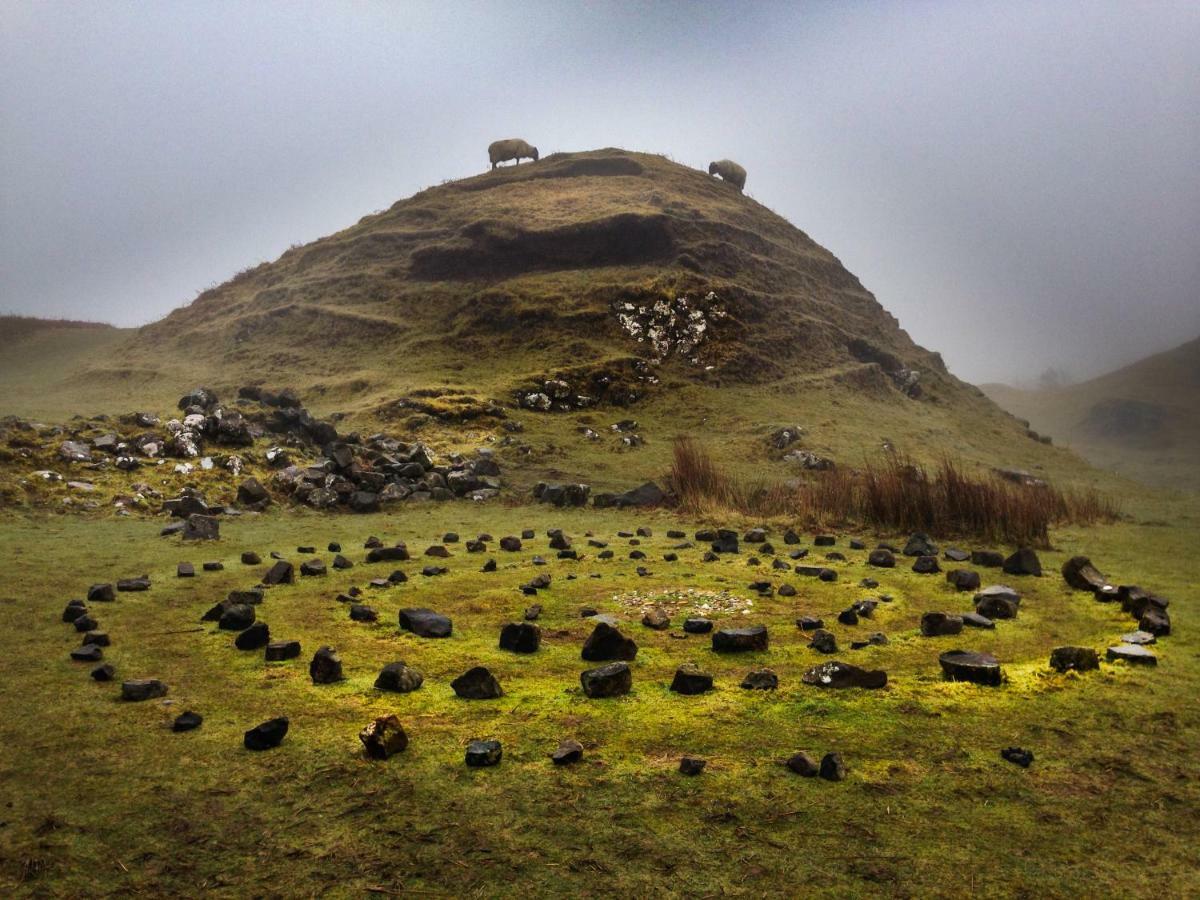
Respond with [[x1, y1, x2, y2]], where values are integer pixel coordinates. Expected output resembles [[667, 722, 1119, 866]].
[[668, 436, 1118, 546]]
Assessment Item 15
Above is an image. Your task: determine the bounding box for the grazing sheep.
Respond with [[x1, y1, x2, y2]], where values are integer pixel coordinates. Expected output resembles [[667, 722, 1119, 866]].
[[488, 138, 539, 170], [708, 159, 747, 191]]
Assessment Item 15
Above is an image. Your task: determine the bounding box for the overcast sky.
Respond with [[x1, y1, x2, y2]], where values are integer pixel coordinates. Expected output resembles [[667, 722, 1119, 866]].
[[2, 1, 1197, 385]]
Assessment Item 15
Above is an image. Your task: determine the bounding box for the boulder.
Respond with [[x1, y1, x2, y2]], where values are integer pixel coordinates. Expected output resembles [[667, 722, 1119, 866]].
[[670, 662, 714, 695], [70, 644, 103, 662], [465, 739, 502, 767], [1001, 747, 1034, 768], [262, 560, 294, 585], [809, 629, 838, 654], [121, 679, 168, 702], [218, 604, 256, 631], [1138, 608, 1170, 636], [712, 626, 768, 652], [683, 617, 713, 634], [182, 515, 220, 541], [451, 666, 503, 699], [945, 569, 981, 592], [939, 650, 1003, 685], [87, 583, 115, 603], [299, 559, 327, 577], [819, 752, 847, 782], [309, 646, 345, 684], [961, 612, 996, 629], [741, 668, 778, 690], [499, 622, 541, 653], [594, 481, 665, 508], [971, 549, 1005, 568], [533, 481, 590, 507], [236, 477, 271, 508], [1049, 646, 1099, 673], [117, 575, 151, 592], [920, 612, 963, 636], [374, 661, 424, 692], [235, 622, 270, 650], [912, 555, 941, 574], [581, 622, 638, 661], [367, 545, 410, 563], [580, 661, 632, 697], [349, 604, 378, 622], [265, 640, 301, 661], [359, 715, 408, 760], [974, 588, 1019, 620], [241, 551, 262, 565], [244, 717, 289, 751], [867, 549, 896, 568], [903, 533, 937, 556], [1061, 556, 1108, 592], [398, 608, 452, 638], [1003, 547, 1042, 577], [177, 562, 195, 578], [802, 661, 887, 689], [172, 711, 203, 732]]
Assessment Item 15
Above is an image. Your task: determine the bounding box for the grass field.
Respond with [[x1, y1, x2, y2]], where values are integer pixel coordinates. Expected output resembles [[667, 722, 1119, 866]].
[[1, 495, 1196, 897]]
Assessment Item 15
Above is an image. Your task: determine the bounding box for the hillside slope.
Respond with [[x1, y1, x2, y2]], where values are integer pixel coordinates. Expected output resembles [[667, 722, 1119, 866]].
[[983, 336, 1200, 491], [1, 149, 1081, 490]]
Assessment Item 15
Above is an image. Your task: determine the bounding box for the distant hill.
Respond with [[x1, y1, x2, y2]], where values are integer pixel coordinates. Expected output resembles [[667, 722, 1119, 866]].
[[983, 336, 1200, 491], [0, 149, 1082, 490]]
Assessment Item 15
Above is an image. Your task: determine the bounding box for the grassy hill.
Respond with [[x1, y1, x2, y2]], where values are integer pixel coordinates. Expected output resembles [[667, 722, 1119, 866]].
[[1, 149, 1082, 493], [983, 336, 1200, 492]]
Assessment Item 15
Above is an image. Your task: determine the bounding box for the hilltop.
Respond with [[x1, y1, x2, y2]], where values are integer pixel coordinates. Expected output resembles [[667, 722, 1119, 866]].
[[984, 336, 1200, 492], [2, 149, 1081, 491]]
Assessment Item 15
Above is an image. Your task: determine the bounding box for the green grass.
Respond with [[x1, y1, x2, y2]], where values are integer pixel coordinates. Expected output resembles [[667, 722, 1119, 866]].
[[1, 497, 1197, 896]]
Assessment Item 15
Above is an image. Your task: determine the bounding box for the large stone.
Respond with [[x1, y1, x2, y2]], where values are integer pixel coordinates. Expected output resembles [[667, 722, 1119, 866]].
[[867, 549, 896, 568], [1138, 608, 1171, 637], [819, 752, 847, 781], [1061, 556, 1108, 592], [683, 617, 713, 634], [912, 555, 941, 574], [265, 639, 301, 661], [1003, 547, 1042, 577], [465, 739, 502, 767], [712, 626, 768, 652], [499, 622, 541, 653], [236, 477, 271, 508], [244, 717, 289, 750], [309, 646, 345, 684], [367, 545, 410, 563], [235, 621, 270, 650], [580, 661, 632, 697], [374, 661, 424, 692], [971, 549, 1005, 568], [581, 622, 638, 661], [398, 608, 452, 638], [809, 629, 838, 654], [1105, 645, 1157, 666], [939, 650, 1003, 686], [974, 587, 1019, 620], [945, 569, 981, 592], [218, 603, 256, 631], [1049, 646, 1099, 673], [903, 533, 938, 556], [262, 560, 294, 585], [920, 612, 963, 636], [121, 679, 168, 702], [299, 559, 327, 577], [802, 660, 887, 689], [594, 481, 666, 508], [182, 515, 220, 541], [172, 711, 203, 732], [359, 715, 408, 760], [741, 668, 779, 690], [551, 739, 584, 765], [451, 666, 503, 699], [670, 662, 714, 695]]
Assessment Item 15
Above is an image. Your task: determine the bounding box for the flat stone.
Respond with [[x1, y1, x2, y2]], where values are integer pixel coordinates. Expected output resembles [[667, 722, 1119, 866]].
[[683, 617, 713, 634], [961, 612, 995, 629], [117, 575, 151, 592], [177, 562, 195, 578], [712, 625, 768, 652], [939, 650, 1003, 685], [580, 661, 632, 698], [366, 545, 410, 563], [1120, 630, 1156, 646], [71, 644, 103, 662], [244, 717, 289, 750], [299, 559, 327, 576], [944, 548, 970, 562], [265, 639, 301, 661], [802, 660, 887, 689], [121, 679, 168, 701], [1106, 644, 1157, 666], [398, 608, 452, 638]]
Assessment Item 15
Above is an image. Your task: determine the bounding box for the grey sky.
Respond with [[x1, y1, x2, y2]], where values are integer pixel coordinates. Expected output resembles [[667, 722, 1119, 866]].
[[2, 1, 1197, 385]]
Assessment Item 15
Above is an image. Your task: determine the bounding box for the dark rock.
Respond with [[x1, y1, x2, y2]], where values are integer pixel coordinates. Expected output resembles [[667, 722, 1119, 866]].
[[465, 739, 502, 767], [670, 662, 714, 695], [451, 666, 502, 699], [366, 545, 410, 563], [1062, 556, 1108, 592], [903, 533, 937, 556], [90, 663, 116, 681], [299, 559, 327, 577], [117, 575, 151, 592], [81, 631, 109, 647], [641, 607, 670, 630], [809, 629, 838, 654], [202, 561, 223, 572], [912, 555, 941, 574], [796, 616, 824, 631], [837, 607, 859, 626], [711, 529, 740, 554], [741, 668, 778, 690], [921, 612, 964, 636], [62, 601, 87, 623], [237, 477, 270, 508], [265, 639, 301, 661], [524, 604, 542, 621], [348, 491, 380, 513], [241, 551, 261, 565], [173, 711, 203, 732], [182, 515, 220, 541], [1003, 547, 1042, 577], [818, 569, 838, 582], [309, 646, 345, 684], [70, 644, 103, 662], [331, 554, 353, 570], [1139, 608, 1170, 636], [785, 751, 819, 776], [374, 661, 424, 692], [971, 549, 1005, 568], [399, 608, 452, 638], [499, 622, 541, 653], [814, 535, 835, 547], [944, 547, 970, 562], [1106, 645, 1157, 665], [177, 562, 195, 578], [87, 583, 115, 602], [939, 649, 1003, 685], [683, 617, 713, 634], [819, 752, 847, 781], [360, 715, 408, 759], [595, 481, 665, 508], [551, 739, 584, 765], [219, 603, 256, 631], [580, 661, 632, 697], [235, 622, 270, 650], [868, 549, 895, 568], [802, 660, 887, 689], [582, 622, 638, 661], [121, 679, 168, 701], [73, 614, 98, 633], [778, 583, 797, 597], [349, 604, 379, 623], [1049, 646, 1099, 673], [679, 756, 706, 776], [962, 612, 995, 629], [499, 536, 522, 552], [1001, 747, 1034, 768], [712, 626, 768, 652], [946, 569, 981, 591], [974, 587, 1019, 620], [262, 560, 294, 585], [244, 717, 289, 750]]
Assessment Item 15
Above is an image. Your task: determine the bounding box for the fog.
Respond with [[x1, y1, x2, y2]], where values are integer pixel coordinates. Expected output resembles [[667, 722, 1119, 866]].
[[2, 0, 1197, 384]]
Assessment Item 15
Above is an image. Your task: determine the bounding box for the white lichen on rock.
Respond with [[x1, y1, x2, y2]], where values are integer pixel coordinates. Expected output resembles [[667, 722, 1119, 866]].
[[615, 291, 726, 362]]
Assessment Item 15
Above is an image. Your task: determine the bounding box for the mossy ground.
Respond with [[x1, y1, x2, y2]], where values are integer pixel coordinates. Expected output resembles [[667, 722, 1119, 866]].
[[1, 495, 1196, 897]]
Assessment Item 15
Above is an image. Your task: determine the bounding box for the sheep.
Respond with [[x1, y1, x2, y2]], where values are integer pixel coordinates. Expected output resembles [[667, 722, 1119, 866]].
[[708, 159, 746, 191], [488, 138, 539, 170]]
